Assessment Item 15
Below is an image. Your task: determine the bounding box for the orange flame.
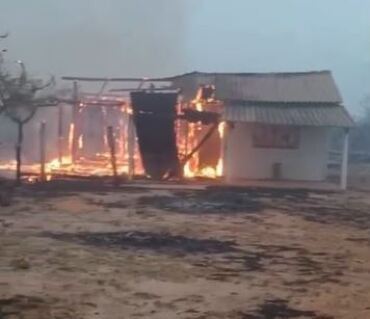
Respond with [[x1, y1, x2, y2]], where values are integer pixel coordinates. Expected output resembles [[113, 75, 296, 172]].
[[68, 123, 74, 155], [216, 121, 226, 177], [78, 135, 83, 150], [0, 98, 224, 182]]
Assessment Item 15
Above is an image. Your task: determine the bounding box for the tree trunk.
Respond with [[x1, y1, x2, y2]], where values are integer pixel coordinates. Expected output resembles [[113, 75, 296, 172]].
[[15, 122, 23, 185]]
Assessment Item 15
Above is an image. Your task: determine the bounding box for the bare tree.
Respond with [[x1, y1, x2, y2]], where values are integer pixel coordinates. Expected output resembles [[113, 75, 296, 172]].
[[0, 58, 56, 184], [0, 32, 8, 115]]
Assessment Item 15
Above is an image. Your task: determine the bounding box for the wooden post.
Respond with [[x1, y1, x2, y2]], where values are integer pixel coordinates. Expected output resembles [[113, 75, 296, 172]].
[[119, 115, 125, 160], [57, 105, 64, 164], [224, 122, 233, 184], [127, 114, 135, 180], [40, 121, 46, 182], [15, 122, 23, 185], [184, 121, 189, 156], [107, 126, 118, 186], [218, 122, 226, 178], [340, 128, 350, 190], [71, 81, 79, 163]]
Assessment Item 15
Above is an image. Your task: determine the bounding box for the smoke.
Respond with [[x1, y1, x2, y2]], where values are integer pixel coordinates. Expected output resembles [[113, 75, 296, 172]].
[[0, 0, 192, 164], [1, 0, 191, 78]]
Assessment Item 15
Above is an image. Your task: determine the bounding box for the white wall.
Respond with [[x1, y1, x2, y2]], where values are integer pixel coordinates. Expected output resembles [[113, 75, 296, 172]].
[[225, 123, 330, 182]]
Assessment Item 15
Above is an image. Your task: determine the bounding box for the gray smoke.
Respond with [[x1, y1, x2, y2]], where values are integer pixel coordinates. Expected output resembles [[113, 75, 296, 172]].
[[0, 1, 192, 164], [1, 0, 191, 78]]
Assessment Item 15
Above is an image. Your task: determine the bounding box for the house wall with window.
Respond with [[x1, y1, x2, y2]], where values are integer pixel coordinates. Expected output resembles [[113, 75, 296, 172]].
[[225, 123, 330, 182]]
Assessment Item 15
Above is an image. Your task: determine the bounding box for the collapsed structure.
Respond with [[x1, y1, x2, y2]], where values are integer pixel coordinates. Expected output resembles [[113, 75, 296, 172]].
[[0, 70, 355, 189]]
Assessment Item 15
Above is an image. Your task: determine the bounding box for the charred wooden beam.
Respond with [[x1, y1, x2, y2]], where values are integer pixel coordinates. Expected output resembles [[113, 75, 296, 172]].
[[165, 122, 219, 181], [58, 106, 64, 163], [107, 126, 119, 186], [39, 122, 46, 182], [58, 99, 125, 107], [182, 122, 219, 166], [122, 109, 220, 125], [127, 115, 135, 180], [182, 109, 220, 124], [62, 76, 175, 82], [71, 81, 80, 163], [110, 87, 180, 93]]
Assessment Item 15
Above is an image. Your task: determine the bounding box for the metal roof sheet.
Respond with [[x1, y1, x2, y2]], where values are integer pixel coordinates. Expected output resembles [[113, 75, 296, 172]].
[[172, 71, 342, 103], [223, 103, 355, 128]]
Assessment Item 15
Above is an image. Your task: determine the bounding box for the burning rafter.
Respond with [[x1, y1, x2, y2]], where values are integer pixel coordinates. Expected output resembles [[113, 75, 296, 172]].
[[110, 87, 180, 93], [58, 98, 125, 108]]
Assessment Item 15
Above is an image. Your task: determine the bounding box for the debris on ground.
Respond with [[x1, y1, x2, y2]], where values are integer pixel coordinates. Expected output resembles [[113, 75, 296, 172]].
[[240, 299, 334, 319], [10, 258, 30, 270], [0, 179, 13, 207], [45, 231, 238, 255]]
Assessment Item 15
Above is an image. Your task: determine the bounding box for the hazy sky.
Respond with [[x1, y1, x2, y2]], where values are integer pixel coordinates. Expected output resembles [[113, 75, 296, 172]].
[[1, 0, 370, 114]]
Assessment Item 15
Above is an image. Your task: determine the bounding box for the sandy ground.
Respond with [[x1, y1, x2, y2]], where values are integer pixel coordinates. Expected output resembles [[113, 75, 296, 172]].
[[348, 163, 370, 191], [1, 181, 370, 318]]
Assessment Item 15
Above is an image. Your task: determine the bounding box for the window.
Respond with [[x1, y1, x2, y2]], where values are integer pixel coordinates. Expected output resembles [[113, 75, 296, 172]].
[[252, 124, 300, 149]]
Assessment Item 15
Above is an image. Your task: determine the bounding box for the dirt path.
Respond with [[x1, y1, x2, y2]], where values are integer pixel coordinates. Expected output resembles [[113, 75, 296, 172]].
[[1, 183, 370, 318]]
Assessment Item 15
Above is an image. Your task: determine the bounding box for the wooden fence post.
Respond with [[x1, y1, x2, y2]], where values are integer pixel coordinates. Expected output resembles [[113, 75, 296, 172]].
[[58, 105, 64, 164], [127, 114, 135, 180], [40, 121, 46, 182], [71, 81, 80, 163], [107, 126, 118, 186]]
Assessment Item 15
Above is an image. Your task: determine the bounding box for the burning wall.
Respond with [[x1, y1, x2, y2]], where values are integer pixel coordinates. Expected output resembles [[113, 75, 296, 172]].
[[0, 83, 226, 182], [0, 100, 143, 180], [179, 86, 225, 179]]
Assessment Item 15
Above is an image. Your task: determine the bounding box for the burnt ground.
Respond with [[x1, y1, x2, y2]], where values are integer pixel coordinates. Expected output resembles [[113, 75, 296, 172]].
[[1, 182, 370, 318], [138, 187, 370, 229], [45, 231, 238, 255], [239, 299, 334, 319]]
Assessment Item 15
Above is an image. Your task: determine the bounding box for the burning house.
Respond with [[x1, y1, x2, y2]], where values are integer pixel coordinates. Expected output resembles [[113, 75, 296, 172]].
[[0, 70, 354, 189], [170, 71, 354, 188]]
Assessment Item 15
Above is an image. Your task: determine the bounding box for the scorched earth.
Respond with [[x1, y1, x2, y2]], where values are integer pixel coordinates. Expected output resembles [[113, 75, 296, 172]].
[[1, 181, 370, 319]]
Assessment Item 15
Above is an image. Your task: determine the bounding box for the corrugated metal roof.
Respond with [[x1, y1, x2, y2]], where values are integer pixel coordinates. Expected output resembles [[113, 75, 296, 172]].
[[171, 71, 342, 103], [223, 103, 355, 128]]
